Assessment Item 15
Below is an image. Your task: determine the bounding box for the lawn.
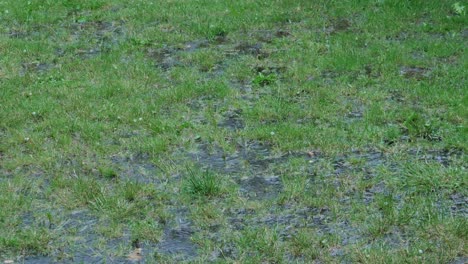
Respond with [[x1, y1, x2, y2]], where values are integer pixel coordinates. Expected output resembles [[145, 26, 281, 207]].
[[0, 0, 466, 263]]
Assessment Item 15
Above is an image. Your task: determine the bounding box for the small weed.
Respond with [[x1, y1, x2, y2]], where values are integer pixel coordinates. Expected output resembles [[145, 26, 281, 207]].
[[207, 25, 228, 40], [452, 2, 465, 15], [253, 72, 277, 86], [98, 166, 117, 180], [384, 125, 402, 144], [403, 112, 436, 139], [120, 181, 141, 202], [183, 167, 221, 198]]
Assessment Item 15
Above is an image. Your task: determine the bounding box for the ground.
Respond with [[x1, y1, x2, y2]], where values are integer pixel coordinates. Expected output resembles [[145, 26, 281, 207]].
[[0, 0, 466, 263]]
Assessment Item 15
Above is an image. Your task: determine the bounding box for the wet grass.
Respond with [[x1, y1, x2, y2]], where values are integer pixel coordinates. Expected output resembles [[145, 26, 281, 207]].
[[0, 0, 467, 263]]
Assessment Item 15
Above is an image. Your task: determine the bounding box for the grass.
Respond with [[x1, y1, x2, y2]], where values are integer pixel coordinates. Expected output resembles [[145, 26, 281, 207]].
[[0, 0, 466, 263], [183, 167, 221, 198]]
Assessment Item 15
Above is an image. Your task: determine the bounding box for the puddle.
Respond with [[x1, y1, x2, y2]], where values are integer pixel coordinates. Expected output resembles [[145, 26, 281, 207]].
[[342, 98, 366, 122], [326, 18, 351, 34], [321, 70, 339, 83], [363, 182, 387, 204], [449, 193, 467, 217], [19, 210, 131, 263], [147, 47, 182, 70], [385, 31, 410, 42], [450, 256, 468, 264], [333, 151, 386, 176], [188, 144, 244, 174], [254, 65, 286, 75], [235, 42, 267, 58], [188, 140, 288, 174], [111, 153, 160, 183], [184, 40, 210, 52], [399, 66, 431, 80], [249, 29, 291, 43], [408, 148, 463, 166], [21, 62, 53, 75], [67, 20, 126, 59], [23, 256, 53, 264], [239, 175, 283, 200], [387, 90, 406, 103], [75, 48, 102, 59], [156, 208, 198, 261], [218, 109, 244, 131]]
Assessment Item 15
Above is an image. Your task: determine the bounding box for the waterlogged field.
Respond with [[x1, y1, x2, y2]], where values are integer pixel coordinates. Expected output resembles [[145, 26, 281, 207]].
[[0, 0, 466, 263]]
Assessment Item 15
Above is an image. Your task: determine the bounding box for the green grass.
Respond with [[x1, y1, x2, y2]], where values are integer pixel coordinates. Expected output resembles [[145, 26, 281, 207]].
[[0, 0, 467, 263]]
